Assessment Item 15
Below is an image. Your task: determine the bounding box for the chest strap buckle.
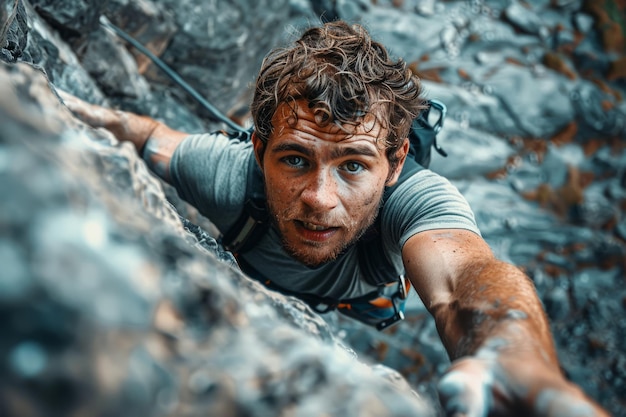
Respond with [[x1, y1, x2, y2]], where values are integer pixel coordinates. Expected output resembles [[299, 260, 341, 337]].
[[375, 275, 409, 330]]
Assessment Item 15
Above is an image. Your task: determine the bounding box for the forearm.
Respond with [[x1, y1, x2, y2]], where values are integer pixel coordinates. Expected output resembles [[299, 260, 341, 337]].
[[60, 90, 188, 182], [434, 259, 558, 367], [405, 230, 609, 415], [403, 230, 558, 366]]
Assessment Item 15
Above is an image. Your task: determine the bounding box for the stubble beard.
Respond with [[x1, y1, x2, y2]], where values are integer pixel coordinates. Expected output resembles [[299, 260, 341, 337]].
[[266, 195, 383, 268]]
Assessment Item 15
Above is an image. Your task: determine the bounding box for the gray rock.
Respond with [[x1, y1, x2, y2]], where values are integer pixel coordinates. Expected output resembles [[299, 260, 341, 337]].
[[543, 286, 571, 321], [574, 12, 595, 34], [485, 63, 576, 138], [504, 2, 546, 35], [429, 118, 514, 179], [0, 0, 28, 63], [77, 25, 152, 98], [29, 0, 107, 35], [0, 59, 435, 417], [151, 0, 291, 115]]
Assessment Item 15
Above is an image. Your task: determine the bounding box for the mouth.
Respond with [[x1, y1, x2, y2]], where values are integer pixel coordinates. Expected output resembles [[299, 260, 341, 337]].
[[294, 220, 339, 242], [302, 221, 332, 231]]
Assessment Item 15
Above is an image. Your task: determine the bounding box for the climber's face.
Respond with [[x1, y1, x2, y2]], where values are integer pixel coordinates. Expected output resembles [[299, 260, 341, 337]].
[[252, 100, 407, 267]]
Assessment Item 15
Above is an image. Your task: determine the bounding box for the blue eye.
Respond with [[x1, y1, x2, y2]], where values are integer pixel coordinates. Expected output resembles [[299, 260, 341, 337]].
[[343, 161, 364, 173], [283, 156, 306, 167]]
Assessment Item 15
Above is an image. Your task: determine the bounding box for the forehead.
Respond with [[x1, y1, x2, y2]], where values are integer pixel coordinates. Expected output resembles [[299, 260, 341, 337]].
[[269, 100, 387, 146]]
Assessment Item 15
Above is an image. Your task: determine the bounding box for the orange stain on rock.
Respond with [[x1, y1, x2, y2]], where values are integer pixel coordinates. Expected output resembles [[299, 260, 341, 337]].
[[505, 57, 525, 67], [583, 138, 605, 156], [458, 68, 471, 80], [409, 61, 444, 83], [543, 52, 578, 80], [373, 341, 389, 362], [607, 56, 626, 81], [399, 348, 426, 376], [583, 0, 626, 52], [550, 121, 578, 146], [522, 166, 587, 218], [601, 100, 616, 111], [522, 137, 549, 163]]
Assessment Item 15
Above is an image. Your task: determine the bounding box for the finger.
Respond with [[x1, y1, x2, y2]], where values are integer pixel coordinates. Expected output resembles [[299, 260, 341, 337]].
[[57, 89, 87, 117], [56, 88, 73, 102], [56, 91, 111, 128], [56, 89, 83, 110], [438, 363, 493, 417]]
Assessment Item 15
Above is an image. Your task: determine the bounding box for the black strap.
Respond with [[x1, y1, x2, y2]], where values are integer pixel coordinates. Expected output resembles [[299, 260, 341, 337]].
[[220, 154, 268, 253], [237, 254, 389, 313], [238, 255, 408, 330], [408, 98, 447, 167], [354, 156, 423, 287]]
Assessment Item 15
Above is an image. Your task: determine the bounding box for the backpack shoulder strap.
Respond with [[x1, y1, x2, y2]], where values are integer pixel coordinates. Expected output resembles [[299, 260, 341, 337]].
[[382, 155, 423, 204], [355, 154, 423, 288], [220, 153, 268, 254], [409, 98, 447, 168]]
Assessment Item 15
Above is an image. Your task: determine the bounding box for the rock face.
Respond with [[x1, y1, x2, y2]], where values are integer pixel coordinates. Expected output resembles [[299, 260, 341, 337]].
[[1, 0, 625, 416], [0, 60, 432, 417]]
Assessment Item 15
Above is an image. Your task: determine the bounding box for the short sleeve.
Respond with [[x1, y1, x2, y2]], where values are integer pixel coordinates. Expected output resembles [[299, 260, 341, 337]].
[[170, 132, 254, 232], [382, 169, 481, 250]]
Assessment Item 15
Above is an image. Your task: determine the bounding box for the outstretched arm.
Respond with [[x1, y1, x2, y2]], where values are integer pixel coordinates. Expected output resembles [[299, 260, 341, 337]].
[[402, 229, 609, 416], [59, 90, 188, 183]]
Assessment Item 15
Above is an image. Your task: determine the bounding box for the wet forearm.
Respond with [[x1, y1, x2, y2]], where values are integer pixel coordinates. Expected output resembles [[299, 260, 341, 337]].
[[436, 259, 558, 366]]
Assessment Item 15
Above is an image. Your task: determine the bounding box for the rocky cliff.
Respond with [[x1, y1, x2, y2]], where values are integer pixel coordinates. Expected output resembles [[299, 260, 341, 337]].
[[1, 0, 625, 416]]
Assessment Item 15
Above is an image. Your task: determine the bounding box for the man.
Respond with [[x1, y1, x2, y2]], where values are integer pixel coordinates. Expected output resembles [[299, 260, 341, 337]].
[[61, 21, 609, 417]]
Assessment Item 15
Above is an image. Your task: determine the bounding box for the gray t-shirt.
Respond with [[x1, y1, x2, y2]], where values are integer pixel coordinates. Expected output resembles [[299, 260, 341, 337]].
[[171, 132, 480, 299]]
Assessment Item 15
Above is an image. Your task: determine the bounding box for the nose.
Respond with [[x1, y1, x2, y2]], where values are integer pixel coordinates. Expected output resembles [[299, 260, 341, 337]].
[[300, 169, 340, 211]]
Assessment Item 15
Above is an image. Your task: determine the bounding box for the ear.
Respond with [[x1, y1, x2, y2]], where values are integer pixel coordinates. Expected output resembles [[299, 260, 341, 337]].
[[385, 138, 410, 187], [251, 131, 265, 169]]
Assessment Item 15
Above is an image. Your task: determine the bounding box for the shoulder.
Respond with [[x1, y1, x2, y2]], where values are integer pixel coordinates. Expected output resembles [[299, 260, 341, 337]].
[[384, 169, 464, 209], [171, 133, 253, 180], [381, 169, 481, 248], [168, 132, 254, 231]]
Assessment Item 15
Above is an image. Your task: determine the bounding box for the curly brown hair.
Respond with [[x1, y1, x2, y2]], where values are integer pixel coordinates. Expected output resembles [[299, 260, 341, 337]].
[[250, 21, 427, 170]]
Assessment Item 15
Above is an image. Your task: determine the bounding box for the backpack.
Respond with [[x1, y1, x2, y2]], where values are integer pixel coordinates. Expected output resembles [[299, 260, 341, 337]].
[[219, 100, 448, 330]]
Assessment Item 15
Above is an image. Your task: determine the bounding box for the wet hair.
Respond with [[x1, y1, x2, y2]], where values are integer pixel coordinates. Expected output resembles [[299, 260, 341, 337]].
[[251, 21, 427, 171]]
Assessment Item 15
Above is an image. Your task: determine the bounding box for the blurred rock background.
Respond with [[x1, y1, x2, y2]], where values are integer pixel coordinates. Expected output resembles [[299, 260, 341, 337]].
[[1, 0, 624, 416]]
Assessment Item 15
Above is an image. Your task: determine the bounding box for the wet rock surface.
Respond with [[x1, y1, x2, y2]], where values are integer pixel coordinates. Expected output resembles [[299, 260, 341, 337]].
[[1, 0, 625, 416]]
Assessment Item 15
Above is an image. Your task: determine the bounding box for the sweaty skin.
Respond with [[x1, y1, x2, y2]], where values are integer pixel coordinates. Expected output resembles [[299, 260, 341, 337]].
[[60, 90, 610, 417]]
